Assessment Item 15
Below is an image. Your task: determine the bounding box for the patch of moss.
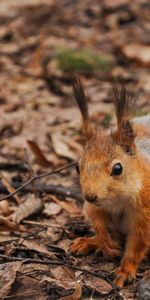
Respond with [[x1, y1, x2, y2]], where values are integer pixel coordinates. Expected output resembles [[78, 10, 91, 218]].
[[102, 113, 112, 128], [54, 48, 113, 72], [133, 109, 148, 117]]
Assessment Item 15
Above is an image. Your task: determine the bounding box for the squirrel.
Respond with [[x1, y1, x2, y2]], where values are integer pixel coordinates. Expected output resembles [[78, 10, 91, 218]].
[[70, 76, 150, 288]]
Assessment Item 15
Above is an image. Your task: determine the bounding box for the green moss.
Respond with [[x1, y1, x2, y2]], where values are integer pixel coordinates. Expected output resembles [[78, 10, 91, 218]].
[[54, 48, 113, 72], [133, 109, 148, 117], [102, 113, 112, 128]]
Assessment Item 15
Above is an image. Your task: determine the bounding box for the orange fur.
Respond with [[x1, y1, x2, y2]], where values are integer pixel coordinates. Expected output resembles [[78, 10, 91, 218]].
[[70, 77, 150, 288]]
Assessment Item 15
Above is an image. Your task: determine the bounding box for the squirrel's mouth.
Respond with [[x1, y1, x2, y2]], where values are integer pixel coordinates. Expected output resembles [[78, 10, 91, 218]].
[[84, 195, 109, 207]]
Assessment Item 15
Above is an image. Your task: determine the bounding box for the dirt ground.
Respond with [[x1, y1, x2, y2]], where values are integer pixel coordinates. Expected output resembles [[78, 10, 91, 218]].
[[0, 0, 150, 299]]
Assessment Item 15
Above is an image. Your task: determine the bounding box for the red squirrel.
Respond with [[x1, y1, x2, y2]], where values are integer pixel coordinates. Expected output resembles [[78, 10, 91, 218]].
[[70, 76, 150, 288]]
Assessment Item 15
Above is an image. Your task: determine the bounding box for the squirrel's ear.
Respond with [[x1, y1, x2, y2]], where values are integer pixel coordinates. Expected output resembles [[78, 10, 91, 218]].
[[72, 75, 94, 139], [112, 84, 136, 156]]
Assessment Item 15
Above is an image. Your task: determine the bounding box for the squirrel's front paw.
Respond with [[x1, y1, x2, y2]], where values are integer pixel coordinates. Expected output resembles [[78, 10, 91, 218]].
[[70, 237, 98, 256], [114, 264, 136, 288], [70, 236, 121, 258], [101, 239, 121, 258]]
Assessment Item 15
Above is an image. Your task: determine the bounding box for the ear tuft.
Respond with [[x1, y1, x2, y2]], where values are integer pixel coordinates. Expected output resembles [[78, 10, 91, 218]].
[[112, 84, 136, 156], [72, 75, 94, 139]]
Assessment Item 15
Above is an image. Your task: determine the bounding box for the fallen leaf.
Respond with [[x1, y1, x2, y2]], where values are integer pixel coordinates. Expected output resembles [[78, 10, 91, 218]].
[[137, 270, 150, 300], [49, 195, 81, 216], [50, 266, 75, 289], [0, 261, 22, 299], [43, 202, 62, 216], [60, 282, 82, 300], [1, 173, 20, 204], [0, 216, 25, 232], [84, 274, 112, 296], [22, 240, 56, 259], [51, 132, 77, 160], [10, 195, 43, 224], [27, 140, 52, 168], [0, 200, 11, 216], [122, 43, 150, 67], [104, 0, 130, 9]]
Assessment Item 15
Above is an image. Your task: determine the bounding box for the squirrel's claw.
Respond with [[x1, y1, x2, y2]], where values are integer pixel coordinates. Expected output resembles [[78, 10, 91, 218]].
[[114, 265, 136, 288], [70, 237, 98, 256], [70, 236, 121, 258]]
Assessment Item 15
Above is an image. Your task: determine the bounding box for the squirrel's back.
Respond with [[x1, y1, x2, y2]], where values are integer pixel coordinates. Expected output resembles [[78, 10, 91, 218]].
[[133, 115, 150, 162]]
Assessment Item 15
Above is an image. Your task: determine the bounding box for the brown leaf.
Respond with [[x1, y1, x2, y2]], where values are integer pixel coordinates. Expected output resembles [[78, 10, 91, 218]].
[[84, 274, 112, 295], [49, 195, 81, 216], [51, 132, 77, 160], [137, 270, 150, 300], [22, 240, 56, 259], [27, 140, 52, 168], [50, 266, 75, 289], [122, 43, 150, 67], [43, 202, 62, 216], [104, 0, 130, 9], [1, 173, 20, 204], [60, 282, 82, 300], [0, 200, 11, 216], [10, 195, 43, 224], [0, 216, 25, 232], [0, 261, 22, 299]]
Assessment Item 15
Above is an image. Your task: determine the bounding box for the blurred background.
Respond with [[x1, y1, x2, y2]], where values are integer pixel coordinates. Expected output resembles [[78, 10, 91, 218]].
[[0, 0, 150, 165], [0, 2, 150, 299]]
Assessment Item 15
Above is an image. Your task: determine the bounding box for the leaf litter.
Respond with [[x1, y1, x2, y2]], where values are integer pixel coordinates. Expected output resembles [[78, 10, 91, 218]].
[[0, 0, 149, 299]]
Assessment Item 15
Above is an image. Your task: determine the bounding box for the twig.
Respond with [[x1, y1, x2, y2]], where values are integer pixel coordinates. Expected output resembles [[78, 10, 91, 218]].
[[0, 254, 116, 292], [0, 182, 82, 201], [22, 220, 70, 236], [22, 220, 65, 228], [0, 161, 77, 202]]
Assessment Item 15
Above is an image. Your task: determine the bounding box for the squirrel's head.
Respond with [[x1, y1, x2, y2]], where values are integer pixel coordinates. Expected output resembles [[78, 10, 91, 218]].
[[73, 76, 141, 209]]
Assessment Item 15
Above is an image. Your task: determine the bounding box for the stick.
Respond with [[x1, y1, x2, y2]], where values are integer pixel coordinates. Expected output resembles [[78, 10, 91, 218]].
[[0, 161, 77, 202], [0, 182, 82, 201], [0, 254, 116, 291]]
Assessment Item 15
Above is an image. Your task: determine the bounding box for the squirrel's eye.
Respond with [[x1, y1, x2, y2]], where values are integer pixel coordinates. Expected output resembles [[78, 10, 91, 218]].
[[111, 163, 123, 176], [76, 165, 80, 174]]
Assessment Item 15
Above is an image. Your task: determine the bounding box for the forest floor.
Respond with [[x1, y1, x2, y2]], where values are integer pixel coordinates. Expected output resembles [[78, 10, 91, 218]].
[[0, 0, 149, 299]]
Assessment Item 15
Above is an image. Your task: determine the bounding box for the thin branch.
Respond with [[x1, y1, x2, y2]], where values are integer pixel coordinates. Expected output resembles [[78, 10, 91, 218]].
[[0, 161, 77, 202], [0, 182, 82, 201], [0, 254, 116, 292]]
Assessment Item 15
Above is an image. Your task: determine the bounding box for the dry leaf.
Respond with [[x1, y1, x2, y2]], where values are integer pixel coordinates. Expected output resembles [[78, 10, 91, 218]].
[[0, 200, 11, 216], [104, 0, 130, 9], [84, 274, 112, 295], [0, 261, 22, 299], [50, 266, 75, 289], [26, 36, 44, 77], [137, 270, 150, 300], [1, 173, 20, 204], [122, 43, 150, 66], [0, 216, 25, 232], [10, 195, 43, 224], [61, 282, 82, 300], [22, 240, 56, 259], [49, 195, 81, 216], [51, 132, 77, 160], [27, 140, 52, 168], [43, 202, 62, 216]]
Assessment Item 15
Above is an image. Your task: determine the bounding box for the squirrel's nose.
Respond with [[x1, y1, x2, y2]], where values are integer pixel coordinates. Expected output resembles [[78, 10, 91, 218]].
[[84, 194, 97, 203]]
